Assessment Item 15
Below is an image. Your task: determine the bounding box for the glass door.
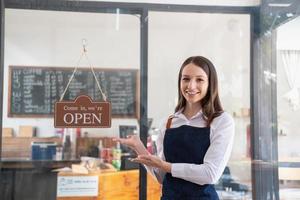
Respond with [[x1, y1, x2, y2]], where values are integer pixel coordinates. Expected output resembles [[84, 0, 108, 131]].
[[1, 7, 141, 200], [148, 11, 251, 200], [276, 14, 300, 200]]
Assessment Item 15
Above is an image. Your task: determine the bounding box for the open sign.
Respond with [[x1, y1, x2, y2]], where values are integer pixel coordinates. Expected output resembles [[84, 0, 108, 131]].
[[54, 95, 111, 128]]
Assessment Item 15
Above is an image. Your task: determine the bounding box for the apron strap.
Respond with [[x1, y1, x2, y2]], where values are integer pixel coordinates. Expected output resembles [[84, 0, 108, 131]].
[[166, 115, 174, 129]]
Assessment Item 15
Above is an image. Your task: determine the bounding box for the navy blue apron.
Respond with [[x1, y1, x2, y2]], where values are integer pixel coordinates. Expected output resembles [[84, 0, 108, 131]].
[[161, 124, 219, 200]]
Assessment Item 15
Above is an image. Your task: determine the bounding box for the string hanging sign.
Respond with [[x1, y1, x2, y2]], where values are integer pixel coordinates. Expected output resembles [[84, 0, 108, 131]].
[[54, 39, 111, 128]]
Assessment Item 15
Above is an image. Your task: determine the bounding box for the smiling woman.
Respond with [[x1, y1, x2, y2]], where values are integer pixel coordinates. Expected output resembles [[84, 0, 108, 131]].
[[180, 64, 208, 110], [115, 56, 235, 200], [176, 56, 223, 126]]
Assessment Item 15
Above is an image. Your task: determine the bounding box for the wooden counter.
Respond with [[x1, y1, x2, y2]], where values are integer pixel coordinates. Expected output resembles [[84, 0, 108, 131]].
[[57, 170, 162, 200]]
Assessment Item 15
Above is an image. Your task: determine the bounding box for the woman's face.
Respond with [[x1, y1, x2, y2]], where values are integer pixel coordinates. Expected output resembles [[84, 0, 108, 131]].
[[180, 63, 209, 105]]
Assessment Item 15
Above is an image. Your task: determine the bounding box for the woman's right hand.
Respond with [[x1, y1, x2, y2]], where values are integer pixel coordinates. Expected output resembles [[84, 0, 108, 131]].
[[113, 135, 142, 151], [113, 135, 149, 155]]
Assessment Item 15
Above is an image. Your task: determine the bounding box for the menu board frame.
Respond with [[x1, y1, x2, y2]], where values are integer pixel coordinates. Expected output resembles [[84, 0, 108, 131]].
[[8, 65, 140, 119]]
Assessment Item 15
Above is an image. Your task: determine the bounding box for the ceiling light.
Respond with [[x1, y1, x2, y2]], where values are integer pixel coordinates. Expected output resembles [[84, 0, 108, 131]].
[[268, 3, 292, 7]]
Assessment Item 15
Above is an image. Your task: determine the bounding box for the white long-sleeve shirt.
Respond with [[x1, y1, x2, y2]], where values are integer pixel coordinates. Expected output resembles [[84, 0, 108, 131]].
[[148, 109, 235, 186]]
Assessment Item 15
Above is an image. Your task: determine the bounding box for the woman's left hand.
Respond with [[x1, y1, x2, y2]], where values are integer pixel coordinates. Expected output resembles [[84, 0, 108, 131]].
[[130, 155, 171, 173]]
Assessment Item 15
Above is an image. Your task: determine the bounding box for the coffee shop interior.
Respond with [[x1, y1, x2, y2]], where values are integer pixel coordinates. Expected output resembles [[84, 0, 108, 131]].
[[1, 0, 300, 200]]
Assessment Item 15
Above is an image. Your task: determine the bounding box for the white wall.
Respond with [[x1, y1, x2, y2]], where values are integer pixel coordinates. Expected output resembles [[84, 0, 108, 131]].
[[277, 17, 300, 50]]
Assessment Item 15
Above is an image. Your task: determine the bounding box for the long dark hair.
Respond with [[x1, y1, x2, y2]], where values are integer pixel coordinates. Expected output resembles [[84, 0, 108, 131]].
[[175, 56, 223, 126]]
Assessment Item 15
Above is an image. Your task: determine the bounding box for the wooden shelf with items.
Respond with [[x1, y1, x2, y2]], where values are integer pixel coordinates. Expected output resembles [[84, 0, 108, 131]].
[[1, 137, 62, 159], [1, 136, 116, 160], [76, 137, 116, 157], [57, 170, 162, 200]]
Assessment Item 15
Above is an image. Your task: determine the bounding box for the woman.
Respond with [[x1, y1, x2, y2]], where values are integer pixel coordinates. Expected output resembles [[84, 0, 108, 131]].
[[115, 56, 235, 200]]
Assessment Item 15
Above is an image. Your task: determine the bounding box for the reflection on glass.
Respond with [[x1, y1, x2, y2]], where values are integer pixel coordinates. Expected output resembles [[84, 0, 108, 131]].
[[277, 15, 300, 200]]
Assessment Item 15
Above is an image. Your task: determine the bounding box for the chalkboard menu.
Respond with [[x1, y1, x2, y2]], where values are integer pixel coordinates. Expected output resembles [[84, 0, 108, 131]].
[[8, 66, 139, 118]]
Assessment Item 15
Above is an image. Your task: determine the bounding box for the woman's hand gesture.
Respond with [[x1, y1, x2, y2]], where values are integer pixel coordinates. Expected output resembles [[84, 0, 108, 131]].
[[113, 135, 171, 172], [131, 155, 171, 173], [113, 135, 145, 154]]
